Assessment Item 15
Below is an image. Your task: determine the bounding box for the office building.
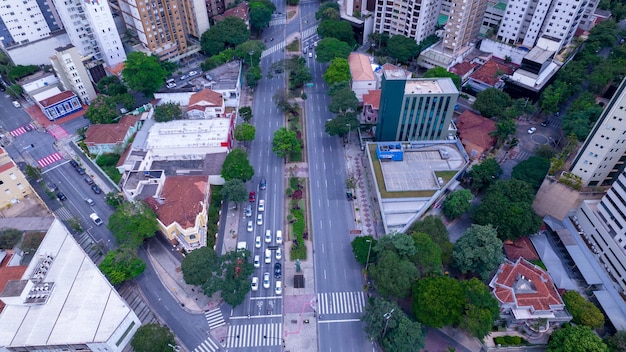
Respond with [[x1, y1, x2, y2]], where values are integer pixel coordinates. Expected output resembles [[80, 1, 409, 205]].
[[119, 0, 209, 60], [50, 44, 98, 105], [373, 0, 442, 44], [375, 70, 458, 141], [0, 148, 35, 208], [0, 219, 141, 351], [0, 0, 62, 48], [570, 78, 626, 187], [496, 0, 599, 51], [442, 0, 489, 55]]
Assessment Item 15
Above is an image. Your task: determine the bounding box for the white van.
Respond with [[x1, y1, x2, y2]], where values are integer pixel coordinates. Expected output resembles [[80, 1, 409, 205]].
[[276, 230, 283, 245], [89, 213, 103, 226]]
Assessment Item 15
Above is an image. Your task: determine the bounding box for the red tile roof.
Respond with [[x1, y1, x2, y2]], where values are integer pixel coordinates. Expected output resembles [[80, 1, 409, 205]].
[[363, 90, 381, 109], [38, 91, 76, 108], [214, 2, 249, 21], [84, 115, 138, 146], [491, 258, 564, 312], [456, 110, 497, 156], [0, 251, 28, 313], [469, 59, 516, 87], [450, 61, 478, 77], [188, 89, 223, 111], [106, 62, 125, 77], [0, 161, 15, 173], [504, 237, 540, 261], [146, 176, 208, 229], [348, 53, 375, 81]]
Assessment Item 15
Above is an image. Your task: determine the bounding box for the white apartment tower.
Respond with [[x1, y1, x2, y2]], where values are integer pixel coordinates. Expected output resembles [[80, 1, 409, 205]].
[[0, 0, 63, 47], [50, 44, 98, 104], [442, 0, 489, 55], [496, 0, 599, 50], [50, 0, 126, 67], [373, 0, 442, 44], [570, 78, 626, 187]]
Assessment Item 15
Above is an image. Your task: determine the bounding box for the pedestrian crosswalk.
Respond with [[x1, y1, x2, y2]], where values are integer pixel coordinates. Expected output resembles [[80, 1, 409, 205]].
[[269, 17, 286, 26], [511, 150, 530, 161], [54, 207, 72, 220], [37, 152, 63, 168], [10, 124, 33, 137], [301, 25, 318, 40], [192, 337, 221, 352], [47, 125, 69, 140], [224, 323, 283, 348], [261, 42, 286, 58], [204, 308, 226, 330], [317, 291, 366, 315]]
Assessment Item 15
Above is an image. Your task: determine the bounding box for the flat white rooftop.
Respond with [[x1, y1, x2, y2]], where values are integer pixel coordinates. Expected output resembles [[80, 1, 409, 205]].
[[146, 119, 230, 149]]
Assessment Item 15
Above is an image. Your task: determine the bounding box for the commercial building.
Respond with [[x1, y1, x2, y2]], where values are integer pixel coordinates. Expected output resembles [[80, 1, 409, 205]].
[[375, 70, 458, 142], [0, 148, 35, 209], [373, 0, 442, 44], [0, 219, 140, 351], [49, 44, 98, 105], [570, 78, 626, 187]]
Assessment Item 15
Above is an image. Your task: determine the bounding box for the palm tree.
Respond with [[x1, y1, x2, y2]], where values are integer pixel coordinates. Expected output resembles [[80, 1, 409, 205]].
[[490, 119, 516, 148]]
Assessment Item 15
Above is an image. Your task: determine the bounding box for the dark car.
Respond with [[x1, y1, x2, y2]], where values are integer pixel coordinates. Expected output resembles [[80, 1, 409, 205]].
[[47, 182, 58, 192], [84, 176, 94, 185], [91, 184, 102, 194], [260, 178, 266, 190], [76, 167, 86, 175], [540, 120, 549, 127], [249, 191, 256, 202], [57, 192, 67, 201], [69, 160, 79, 168], [24, 124, 33, 132], [274, 262, 282, 279]]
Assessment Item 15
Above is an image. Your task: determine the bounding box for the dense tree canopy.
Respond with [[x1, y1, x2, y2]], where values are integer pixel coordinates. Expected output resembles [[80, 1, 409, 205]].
[[234, 40, 266, 67], [221, 179, 248, 203], [423, 67, 461, 89], [234, 123, 256, 144], [362, 297, 425, 352], [201, 249, 254, 307], [201, 17, 250, 56], [468, 158, 502, 192], [472, 88, 512, 118], [511, 156, 550, 190], [369, 249, 419, 298], [408, 216, 453, 266], [249, 0, 274, 34], [453, 224, 504, 279], [0, 228, 22, 249], [442, 189, 473, 219], [154, 102, 184, 122], [315, 2, 340, 20], [108, 202, 158, 248], [604, 330, 626, 352], [562, 106, 603, 141], [411, 232, 442, 275], [387, 35, 420, 63], [460, 278, 500, 338], [562, 291, 605, 329], [122, 52, 168, 97], [238, 106, 253, 122], [490, 118, 517, 147], [97, 76, 127, 96], [324, 57, 352, 86], [98, 247, 146, 285], [86, 95, 118, 124], [272, 127, 301, 159], [221, 148, 254, 181], [325, 113, 360, 137], [328, 81, 358, 114], [547, 325, 608, 352], [131, 323, 176, 352], [181, 246, 219, 285], [412, 276, 465, 327], [316, 38, 351, 63], [351, 235, 377, 266], [317, 19, 356, 46], [286, 56, 312, 89]]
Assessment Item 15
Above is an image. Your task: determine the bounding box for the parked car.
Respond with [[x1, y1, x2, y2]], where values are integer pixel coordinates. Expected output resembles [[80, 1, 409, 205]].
[[188, 70, 198, 76], [47, 182, 58, 192], [179, 74, 189, 81], [275, 281, 282, 295], [12, 101, 20, 108], [540, 120, 549, 127], [69, 160, 79, 168], [57, 192, 67, 201], [76, 167, 86, 175], [84, 176, 94, 185], [249, 191, 256, 202], [528, 127, 537, 134], [86, 198, 95, 206], [263, 272, 270, 289], [251, 277, 259, 291], [245, 204, 252, 217], [90, 213, 103, 226], [91, 184, 102, 194], [274, 262, 282, 279]]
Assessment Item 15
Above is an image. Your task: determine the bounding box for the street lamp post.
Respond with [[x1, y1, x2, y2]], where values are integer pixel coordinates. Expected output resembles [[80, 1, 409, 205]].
[[381, 308, 394, 340], [365, 239, 373, 272], [249, 51, 254, 67]]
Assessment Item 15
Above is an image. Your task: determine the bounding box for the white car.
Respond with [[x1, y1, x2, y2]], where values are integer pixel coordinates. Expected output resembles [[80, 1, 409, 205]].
[[263, 272, 270, 289], [258, 199, 265, 212], [257, 213, 263, 226], [275, 247, 282, 260], [12, 101, 20, 108], [188, 70, 198, 76], [254, 255, 260, 268], [247, 220, 253, 232], [251, 277, 259, 291], [265, 249, 271, 264], [265, 230, 272, 243], [275, 281, 282, 295], [276, 230, 283, 245], [528, 127, 537, 134], [255, 236, 261, 248]]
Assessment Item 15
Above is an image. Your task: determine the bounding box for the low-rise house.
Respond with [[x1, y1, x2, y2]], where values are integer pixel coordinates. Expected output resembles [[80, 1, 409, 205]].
[[213, 2, 249, 26], [187, 89, 225, 119], [348, 53, 376, 102], [34, 89, 83, 121], [84, 115, 139, 155], [456, 110, 497, 159], [449, 61, 479, 84], [489, 258, 572, 331], [362, 90, 381, 124], [466, 59, 515, 92]]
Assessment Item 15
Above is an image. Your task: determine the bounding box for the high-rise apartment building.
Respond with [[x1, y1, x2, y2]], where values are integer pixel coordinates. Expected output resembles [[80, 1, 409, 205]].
[[496, 0, 599, 50], [50, 44, 97, 105], [373, 0, 442, 44], [0, 0, 62, 48], [442, 0, 489, 55], [119, 0, 209, 60], [205, 0, 235, 17], [570, 78, 626, 187], [376, 70, 458, 141]]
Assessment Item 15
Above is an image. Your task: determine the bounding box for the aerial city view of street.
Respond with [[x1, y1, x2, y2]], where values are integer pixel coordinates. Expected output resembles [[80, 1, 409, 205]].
[[1, 0, 626, 350]]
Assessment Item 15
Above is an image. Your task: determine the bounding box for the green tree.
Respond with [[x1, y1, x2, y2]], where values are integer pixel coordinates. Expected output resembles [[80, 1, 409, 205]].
[[472, 179, 542, 240], [460, 278, 500, 338], [351, 235, 377, 266], [329, 83, 359, 115], [105, 192, 125, 208], [317, 19, 356, 46], [234, 123, 256, 145], [362, 296, 425, 351], [423, 66, 461, 89], [369, 249, 419, 298], [0, 228, 22, 249], [442, 189, 473, 219], [6, 84, 23, 98], [315, 2, 340, 20], [387, 35, 420, 63], [562, 106, 603, 141], [201, 249, 254, 307], [511, 156, 550, 190], [239, 106, 253, 122], [411, 232, 442, 275], [85, 95, 118, 124], [221, 179, 248, 203], [605, 331, 626, 352], [201, 48, 236, 70], [221, 148, 254, 181], [131, 323, 175, 352], [562, 291, 605, 329], [316, 38, 351, 63], [285, 56, 312, 89], [107, 201, 159, 248], [158, 58, 178, 75], [547, 325, 608, 352], [245, 66, 263, 88], [122, 52, 168, 97], [249, 2, 273, 34], [469, 158, 502, 192], [374, 233, 417, 258], [98, 247, 146, 285], [325, 113, 360, 137], [412, 276, 465, 327], [490, 118, 517, 147], [154, 102, 184, 122], [7, 64, 39, 81], [408, 215, 453, 266], [272, 127, 301, 159], [115, 93, 135, 111], [201, 17, 250, 56], [234, 40, 266, 67], [453, 224, 504, 280], [181, 246, 219, 285], [324, 57, 352, 86], [97, 75, 127, 96], [472, 88, 512, 118]]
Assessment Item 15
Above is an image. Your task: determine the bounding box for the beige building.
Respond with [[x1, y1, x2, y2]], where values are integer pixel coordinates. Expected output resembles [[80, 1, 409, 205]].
[[442, 0, 488, 55], [0, 148, 34, 209], [373, 0, 442, 44], [50, 44, 98, 105], [119, 0, 209, 60]]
